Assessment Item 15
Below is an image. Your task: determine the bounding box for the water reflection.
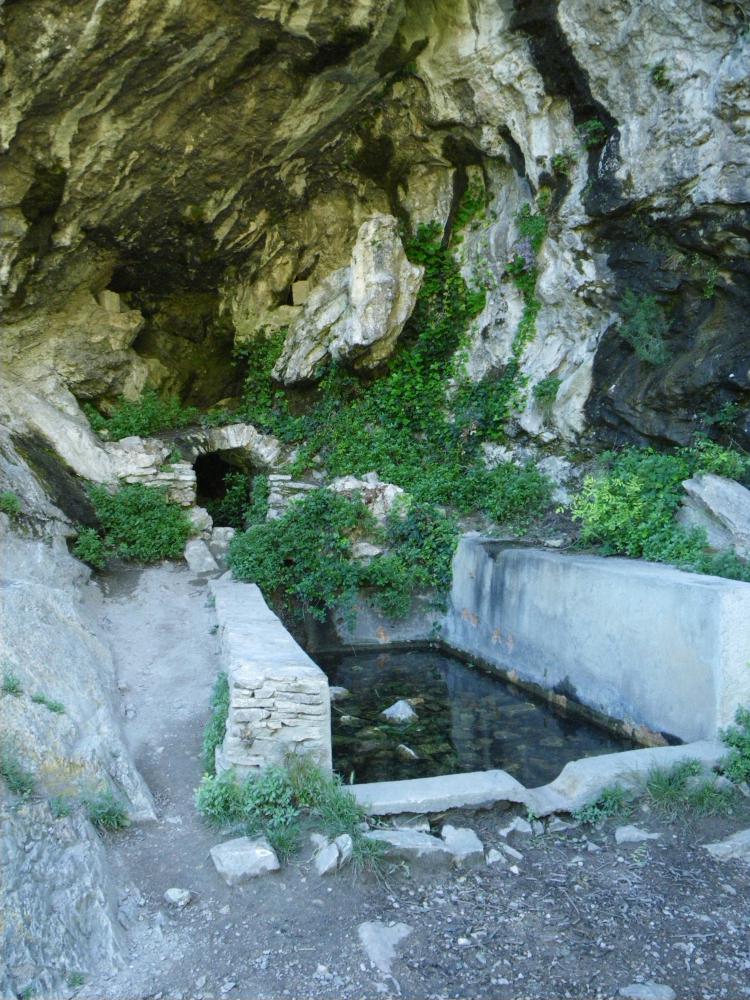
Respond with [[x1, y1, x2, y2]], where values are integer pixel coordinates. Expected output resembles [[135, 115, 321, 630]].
[[319, 648, 637, 787]]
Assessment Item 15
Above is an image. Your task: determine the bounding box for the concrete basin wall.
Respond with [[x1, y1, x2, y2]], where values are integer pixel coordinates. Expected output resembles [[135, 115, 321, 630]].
[[210, 574, 332, 776], [444, 536, 750, 743]]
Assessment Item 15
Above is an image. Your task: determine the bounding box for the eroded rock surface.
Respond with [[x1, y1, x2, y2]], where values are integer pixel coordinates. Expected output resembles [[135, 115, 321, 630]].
[[1, 0, 746, 444], [273, 214, 424, 383]]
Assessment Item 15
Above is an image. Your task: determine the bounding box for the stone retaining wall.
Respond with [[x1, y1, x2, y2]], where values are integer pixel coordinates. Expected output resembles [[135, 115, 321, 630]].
[[210, 574, 332, 776], [445, 535, 750, 743]]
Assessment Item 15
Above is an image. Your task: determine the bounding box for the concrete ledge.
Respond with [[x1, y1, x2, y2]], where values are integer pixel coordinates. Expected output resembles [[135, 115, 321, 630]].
[[210, 574, 332, 776], [525, 739, 726, 816], [444, 537, 750, 742], [352, 769, 528, 815], [351, 741, 727, 818]]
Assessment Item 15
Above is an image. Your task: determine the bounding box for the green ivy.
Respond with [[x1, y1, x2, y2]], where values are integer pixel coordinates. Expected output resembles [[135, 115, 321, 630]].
[[228, 490, 366, 621], [84, 390, 200, 440]]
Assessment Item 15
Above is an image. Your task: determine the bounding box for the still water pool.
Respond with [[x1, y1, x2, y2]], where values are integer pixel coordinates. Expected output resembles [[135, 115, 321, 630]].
[[319, 647, 638, 788]]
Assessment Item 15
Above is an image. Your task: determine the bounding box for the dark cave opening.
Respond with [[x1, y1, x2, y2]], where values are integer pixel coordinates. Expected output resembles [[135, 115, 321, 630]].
[[195, 452, 237, 504], [194, 452, 251, 530]]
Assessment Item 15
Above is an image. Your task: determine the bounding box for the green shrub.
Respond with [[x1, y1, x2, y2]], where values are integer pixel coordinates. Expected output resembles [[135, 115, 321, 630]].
[[2, 672, 22, 696], [87, 484, 192, 564], [533, 376, 561, 411], [0, 491, 22, 517], [578, 118, 608, 149], [246, 474, 270, 527], [229, 489, 365, 621], [85, 390, 200, 440], [202, 673, 230, 775], [481, 463, 553, 529], [230, 488, 460, 622], [72, 527, 108, 569], [83, 790, 130, 831], [31, 693, 65, 714], [618, 291, 670, 364], [573, 785, 631, 824], [205, 472, 270, 530], [571, 445, 750, 581], [0, 742, 35, 797], [551, 151, 576, 176], [650, 63, 674, 92], [689, 436, 750, 484], [722, 707, 750, 784], [195, 757, 377, 867]]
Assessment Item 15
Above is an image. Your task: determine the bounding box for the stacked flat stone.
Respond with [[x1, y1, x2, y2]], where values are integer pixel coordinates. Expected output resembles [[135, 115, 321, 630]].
[[210, 575, 332, 775], [105, 436, 197, 506], [266, 474, 319, 520]]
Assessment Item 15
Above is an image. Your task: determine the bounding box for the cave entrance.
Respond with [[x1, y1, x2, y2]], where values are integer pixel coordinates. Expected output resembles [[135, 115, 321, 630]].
[[194, 451, 252, 530]]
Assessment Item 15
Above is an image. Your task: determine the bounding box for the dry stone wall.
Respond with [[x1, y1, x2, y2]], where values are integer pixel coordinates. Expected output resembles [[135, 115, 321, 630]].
[[210, 575, 331, 776]]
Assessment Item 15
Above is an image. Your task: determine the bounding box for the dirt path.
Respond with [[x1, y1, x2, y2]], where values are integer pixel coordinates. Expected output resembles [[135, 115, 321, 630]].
[[81, 565, 750, 1000]]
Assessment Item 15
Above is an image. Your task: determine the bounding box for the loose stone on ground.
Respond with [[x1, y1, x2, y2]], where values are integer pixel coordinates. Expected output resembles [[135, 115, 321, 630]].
[[619, 983, 677, 1000], [209, 837, 280, 885], [357, 920, 413, 977], [615, 825, 661, 845]]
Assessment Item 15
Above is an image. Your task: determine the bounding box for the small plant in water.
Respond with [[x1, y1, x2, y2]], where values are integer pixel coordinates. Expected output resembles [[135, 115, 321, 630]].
[[49, 796, 73, 819]]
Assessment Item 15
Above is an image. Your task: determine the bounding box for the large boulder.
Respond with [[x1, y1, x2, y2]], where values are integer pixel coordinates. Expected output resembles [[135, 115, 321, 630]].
[[678, 474, 750, 560], [273, 215, 423, 384]]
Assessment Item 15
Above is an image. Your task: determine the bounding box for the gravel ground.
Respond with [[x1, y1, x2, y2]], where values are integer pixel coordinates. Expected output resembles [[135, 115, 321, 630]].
[[81, 566, 750, 1000]]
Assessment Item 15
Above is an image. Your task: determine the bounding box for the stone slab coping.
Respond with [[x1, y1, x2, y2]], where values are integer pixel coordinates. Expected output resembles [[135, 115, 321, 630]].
[[351, 740, 727, 817]]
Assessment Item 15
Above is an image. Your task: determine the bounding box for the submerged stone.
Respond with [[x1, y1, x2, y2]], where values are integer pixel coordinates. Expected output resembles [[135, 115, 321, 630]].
[[381, 700, 417, 724]]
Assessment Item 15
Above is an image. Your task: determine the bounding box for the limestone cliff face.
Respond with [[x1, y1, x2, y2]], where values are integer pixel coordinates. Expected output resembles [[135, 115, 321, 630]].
[[1, 0, 748, 441]]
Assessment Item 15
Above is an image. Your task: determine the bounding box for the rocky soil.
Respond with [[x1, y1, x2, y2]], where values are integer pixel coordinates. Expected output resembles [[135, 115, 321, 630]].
[[76, 565, 750, 1000]]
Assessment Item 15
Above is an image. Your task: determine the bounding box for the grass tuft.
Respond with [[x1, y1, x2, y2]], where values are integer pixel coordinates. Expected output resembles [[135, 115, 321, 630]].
[[0, 741, 35, 797], [31, 692, 66, 714], [2, 672, 23, 696], [83, 789, 130, 831]]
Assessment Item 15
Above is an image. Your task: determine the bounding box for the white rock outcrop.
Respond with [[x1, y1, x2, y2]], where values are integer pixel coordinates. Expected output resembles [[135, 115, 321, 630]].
[[273, 215, 423, 384], [678, 474, 750, 560], [329, 472, 406, 525]]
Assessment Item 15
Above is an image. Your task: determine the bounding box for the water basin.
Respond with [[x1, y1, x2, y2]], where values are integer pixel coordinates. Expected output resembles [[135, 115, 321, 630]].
[[319, 647, 639, 787]]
